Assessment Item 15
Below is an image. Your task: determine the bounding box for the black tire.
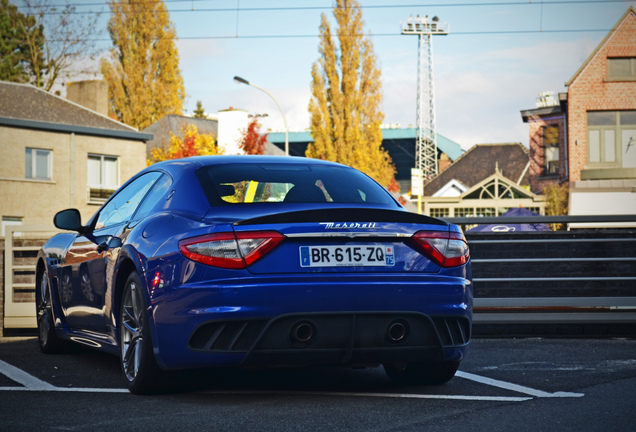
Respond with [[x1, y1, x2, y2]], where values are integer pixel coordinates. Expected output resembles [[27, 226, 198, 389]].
[[384, 360, 460, 386], [119, 271, 166, 394], [36, 270, 67, 354]]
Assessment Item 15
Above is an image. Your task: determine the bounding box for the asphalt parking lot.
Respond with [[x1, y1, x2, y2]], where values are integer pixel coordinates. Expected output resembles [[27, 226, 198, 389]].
[[0, 336, 635, 431]]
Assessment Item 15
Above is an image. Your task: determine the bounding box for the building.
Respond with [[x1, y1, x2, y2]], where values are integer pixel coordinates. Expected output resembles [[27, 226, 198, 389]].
[[0, 81, 150, 231], [267, 128, 464, 192], [143, 109, 284, 159], [566, 7, 636, 225], [143, 114, 219, 160], [420, 143, 545, 218], [521, 7, 636, 226], [520, 92, 568, 194]]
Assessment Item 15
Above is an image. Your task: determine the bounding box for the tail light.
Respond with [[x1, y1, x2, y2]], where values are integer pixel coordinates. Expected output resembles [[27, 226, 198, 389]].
[[410, 230, 469, 268], [179, 231, 284, 269]]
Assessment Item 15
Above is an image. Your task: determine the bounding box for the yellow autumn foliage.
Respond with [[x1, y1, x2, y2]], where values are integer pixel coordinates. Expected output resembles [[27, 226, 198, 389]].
[[148, 124, 223, 165], [101, 0, 185, 130], [307, 0, 397, 191]]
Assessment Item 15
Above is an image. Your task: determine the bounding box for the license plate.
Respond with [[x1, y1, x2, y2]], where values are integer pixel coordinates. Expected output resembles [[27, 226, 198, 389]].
[[299, 245, 395, 267]]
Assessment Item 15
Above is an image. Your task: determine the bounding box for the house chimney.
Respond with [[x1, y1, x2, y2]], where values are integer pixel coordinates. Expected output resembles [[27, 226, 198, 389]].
[[438, 152, 451, 172], [66, 80, 108, 116]]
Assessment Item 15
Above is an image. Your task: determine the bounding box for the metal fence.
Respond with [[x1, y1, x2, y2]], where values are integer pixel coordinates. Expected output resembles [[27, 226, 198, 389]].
[[444, 214, 636, 325]]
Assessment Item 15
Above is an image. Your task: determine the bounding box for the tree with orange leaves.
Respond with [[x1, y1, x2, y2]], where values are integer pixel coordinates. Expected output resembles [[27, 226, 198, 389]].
[[148, 124, 222, 164], [239, 118, 269, 155]]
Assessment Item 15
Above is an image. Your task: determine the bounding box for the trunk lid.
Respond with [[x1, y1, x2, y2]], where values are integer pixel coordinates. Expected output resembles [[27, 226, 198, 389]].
[[233, 208, 450, 274]]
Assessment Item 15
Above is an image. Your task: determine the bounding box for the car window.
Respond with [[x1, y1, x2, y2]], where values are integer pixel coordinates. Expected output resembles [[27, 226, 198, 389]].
[[196, 163, 397, 206], [95, 172, 162, 230], [133, 174, 173, 220]]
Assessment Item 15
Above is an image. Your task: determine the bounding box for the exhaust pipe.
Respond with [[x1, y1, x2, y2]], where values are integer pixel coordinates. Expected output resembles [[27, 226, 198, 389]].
[[290, 321, 316, 344], [387, 320, 408, 342]]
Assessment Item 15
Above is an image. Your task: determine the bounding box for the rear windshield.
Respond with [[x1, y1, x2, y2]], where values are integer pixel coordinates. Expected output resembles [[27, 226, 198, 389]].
[[196, 163, 398, 207]]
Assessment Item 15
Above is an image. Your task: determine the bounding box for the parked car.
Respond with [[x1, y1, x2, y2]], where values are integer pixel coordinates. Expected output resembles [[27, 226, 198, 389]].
[[36, 155, 472, 394]]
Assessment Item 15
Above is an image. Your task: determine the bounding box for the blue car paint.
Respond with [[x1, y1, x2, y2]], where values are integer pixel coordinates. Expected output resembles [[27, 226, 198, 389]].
[[38, 155, 472, 374], [149, 272, 471, 369]]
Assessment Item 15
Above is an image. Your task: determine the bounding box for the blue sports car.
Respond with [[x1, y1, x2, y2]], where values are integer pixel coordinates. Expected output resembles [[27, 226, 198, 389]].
[[36, 156, 472, 394]]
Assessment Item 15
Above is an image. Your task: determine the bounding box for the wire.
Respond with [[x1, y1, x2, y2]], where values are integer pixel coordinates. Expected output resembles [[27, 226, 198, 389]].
[[35, 28, 618, 43], [16, 0, 636, 15]]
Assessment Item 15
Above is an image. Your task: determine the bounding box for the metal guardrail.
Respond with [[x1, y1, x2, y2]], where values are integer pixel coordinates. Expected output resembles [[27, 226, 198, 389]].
[[444, 214, 636, 326], [443, 214, 636, 225]]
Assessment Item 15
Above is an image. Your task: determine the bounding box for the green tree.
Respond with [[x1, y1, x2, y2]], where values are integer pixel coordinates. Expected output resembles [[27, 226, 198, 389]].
[[306, 0, 397, 191], [101, 0, 185, 130], [0, 0, 45, 84], [193, 100, 206, 118], [20, 0, 102, 91]]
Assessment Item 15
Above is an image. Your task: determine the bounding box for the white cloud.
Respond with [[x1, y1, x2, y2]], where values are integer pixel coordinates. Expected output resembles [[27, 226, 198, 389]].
[[380, 36, 605, 149]]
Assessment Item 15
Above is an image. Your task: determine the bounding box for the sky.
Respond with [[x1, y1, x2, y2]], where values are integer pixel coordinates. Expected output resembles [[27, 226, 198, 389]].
[[21, 0, 636, 150]]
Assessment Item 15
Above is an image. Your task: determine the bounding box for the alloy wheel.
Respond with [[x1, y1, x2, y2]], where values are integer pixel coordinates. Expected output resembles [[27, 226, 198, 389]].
[[37, 272, 52, 347], [120, 281, 143, 382]]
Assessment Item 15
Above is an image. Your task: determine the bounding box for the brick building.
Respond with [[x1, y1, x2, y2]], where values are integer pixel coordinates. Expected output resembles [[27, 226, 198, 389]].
[[567, 7, 636, 183], [522, 7, 636, 225], [520, 93, 568, 194]]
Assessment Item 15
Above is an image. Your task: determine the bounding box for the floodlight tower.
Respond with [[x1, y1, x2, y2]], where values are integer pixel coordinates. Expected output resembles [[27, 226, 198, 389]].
[[401, 15, 449, 182]]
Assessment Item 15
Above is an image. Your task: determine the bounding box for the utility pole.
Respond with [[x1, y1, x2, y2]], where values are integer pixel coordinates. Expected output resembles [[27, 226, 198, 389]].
[[401, 15, 448, 213]]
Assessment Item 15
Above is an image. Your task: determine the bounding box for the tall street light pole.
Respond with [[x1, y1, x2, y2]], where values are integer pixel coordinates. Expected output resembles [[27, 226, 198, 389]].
[[233, 76, 289, 156]]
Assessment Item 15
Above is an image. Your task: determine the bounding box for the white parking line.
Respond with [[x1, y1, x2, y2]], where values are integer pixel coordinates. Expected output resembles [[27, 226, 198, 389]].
[[0, 359, 127, 393], [0, 359, 581, 399], [0, 360, 56, 391], [457, 371, 585, 398], [206, 390, 532, 402], [1, 386, 129, 393]]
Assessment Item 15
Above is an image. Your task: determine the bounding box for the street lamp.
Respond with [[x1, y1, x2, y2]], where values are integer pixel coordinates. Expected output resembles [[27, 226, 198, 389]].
[[233, 76, 289, 156]]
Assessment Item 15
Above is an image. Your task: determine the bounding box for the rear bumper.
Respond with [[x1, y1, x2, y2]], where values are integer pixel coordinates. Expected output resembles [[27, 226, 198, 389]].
[[149, 273, 472, 370], [190, 312, 470, 368]]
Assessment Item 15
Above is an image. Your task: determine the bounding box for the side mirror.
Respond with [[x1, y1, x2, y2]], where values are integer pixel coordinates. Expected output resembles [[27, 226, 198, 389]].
[[54, 209, 83, 232]]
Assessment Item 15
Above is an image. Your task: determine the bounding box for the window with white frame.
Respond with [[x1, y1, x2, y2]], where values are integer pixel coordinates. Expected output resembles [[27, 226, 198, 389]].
[[87, 154, 119, 203], [25, 148, 52, 180], [429, 208, 449, 218], [588, 111, 636, 168]]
